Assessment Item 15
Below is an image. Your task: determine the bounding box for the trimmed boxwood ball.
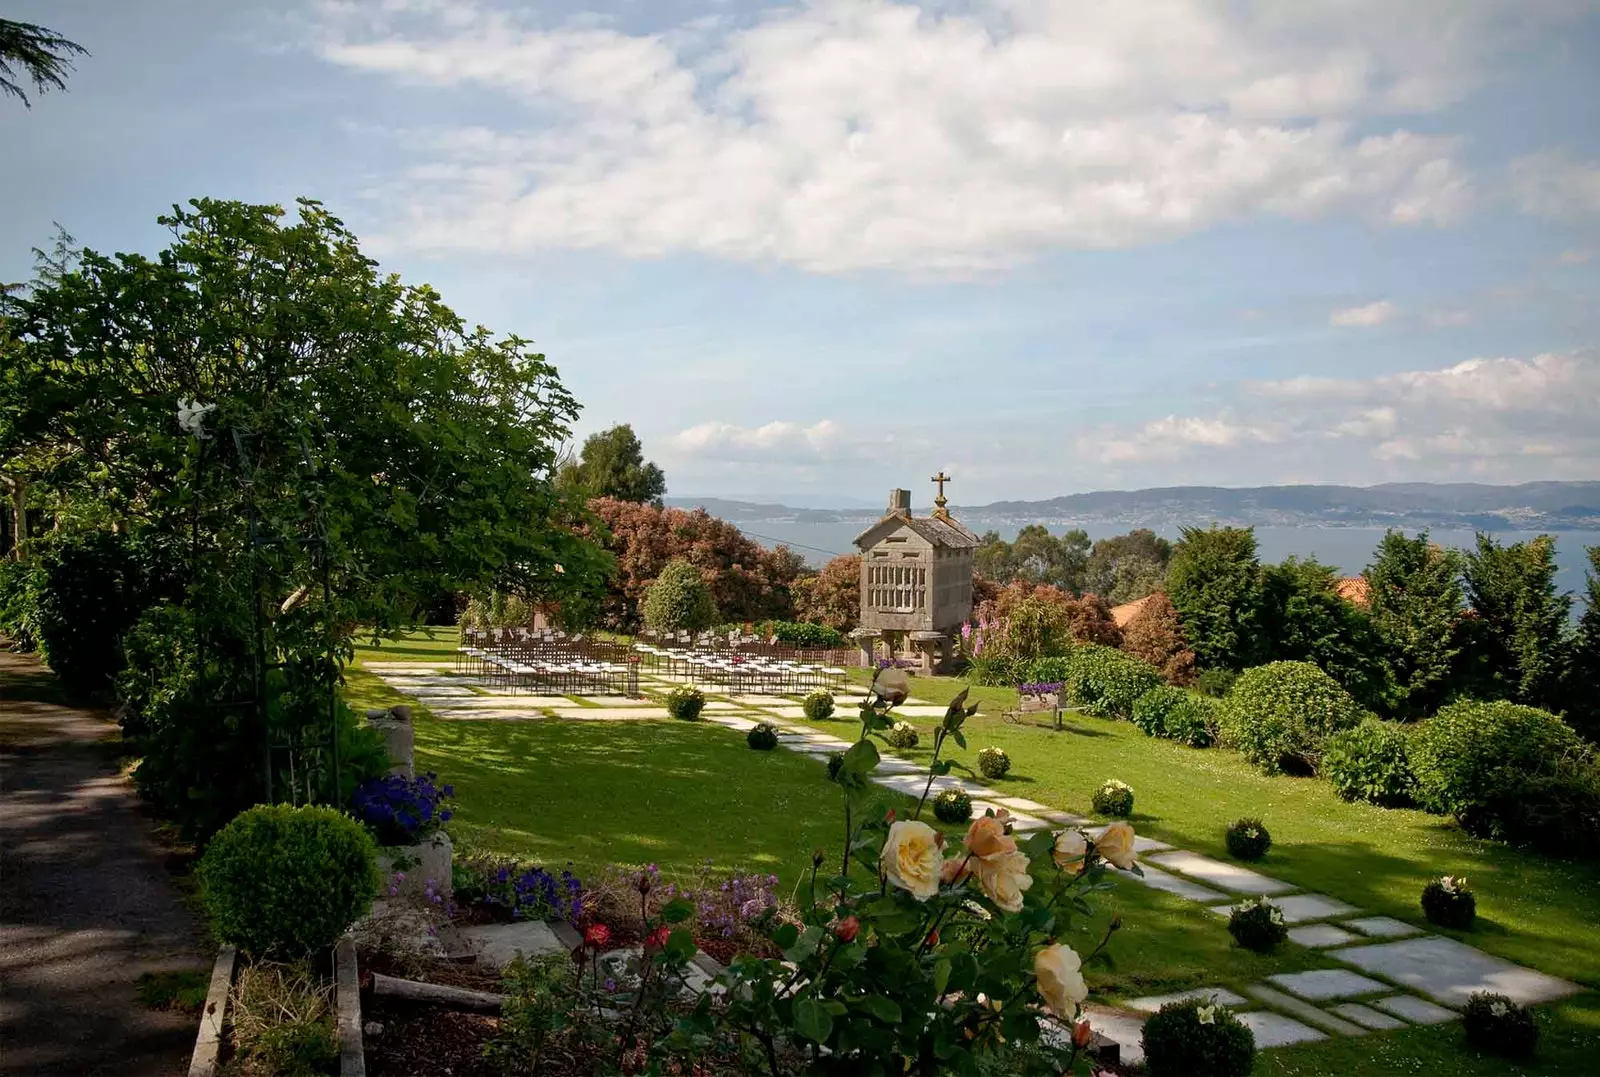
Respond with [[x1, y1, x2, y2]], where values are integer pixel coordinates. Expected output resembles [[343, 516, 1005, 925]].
[[1092, 779, 1134, 817], [747, 722, 779, 750], [933, 787, 974, 824], [1218, 660, 1366, 775], [1228, 896, 1288, 953], [1226, 817, 1272, 861], [1141, 997, 1255, 1077], [802, 690, 835, 721], [1463, 991, 1538, 1059], [884, 721, 920, 749], [977, 747, 1011, 780], [1421, 875, 1476, 930], [665, 686, 705, 721], [199, 804, 379, 957]]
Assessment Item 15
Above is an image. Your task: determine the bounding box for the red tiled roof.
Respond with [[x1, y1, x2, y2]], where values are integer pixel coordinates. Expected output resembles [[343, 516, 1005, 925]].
[[1334, 577, 1371, 607], [1110, 594, 1155, 627]]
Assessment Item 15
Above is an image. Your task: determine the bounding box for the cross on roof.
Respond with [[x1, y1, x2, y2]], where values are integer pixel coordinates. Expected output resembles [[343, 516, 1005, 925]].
[[931, 470, 951, 513]]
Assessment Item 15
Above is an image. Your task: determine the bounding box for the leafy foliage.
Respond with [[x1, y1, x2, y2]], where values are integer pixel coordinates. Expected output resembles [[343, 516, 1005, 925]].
[[1364, 531, 1466, 718], [790, 553, 860, 632], [1567, 545, 1600, 744], [555, 423, 666, 505], [1457, 533, 1571, 710], [1085, 528, 1173, 605], [642, 558, 718, 633], [1064, 643, 1162, 720], [453, 854, 582, 923], [198, 804, 378, 957], [721, 619, 848, 648], [977, 746, 1011, 779], [747, 722, 780, 751], [0, 17, 88, 107], [1421, 875, 1476, 930], [1165, 526, 1266, 672], [1217, 661, 1366, 775], [1227, 896, 1287, 953], [0, 556, 39, 648], [1322, 718, 1416, 806], [883, 721, 920, 749], [973, 524, 1090, 593], [1463, 992, 1538, 1059], [1092, 779, 1134, 817], [1140, 997, 1255, 1077], [1224, 818, 1271, 861], [802, 690, 836, 720], [349, 772, 455, 846], [1119, 591, 1196, 685], [665, 686, 705, 721], [1257, 556, 1393, 713], [1130, 685, 1217, 747]]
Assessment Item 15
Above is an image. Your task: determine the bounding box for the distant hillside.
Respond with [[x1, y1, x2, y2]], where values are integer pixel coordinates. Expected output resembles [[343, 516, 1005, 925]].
[[669, 481, 1600, 531]]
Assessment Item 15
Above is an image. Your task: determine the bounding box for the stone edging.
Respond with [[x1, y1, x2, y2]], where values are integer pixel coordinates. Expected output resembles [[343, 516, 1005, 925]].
[[186, 945, 237, 1077], [336, 938, 366, 1077]]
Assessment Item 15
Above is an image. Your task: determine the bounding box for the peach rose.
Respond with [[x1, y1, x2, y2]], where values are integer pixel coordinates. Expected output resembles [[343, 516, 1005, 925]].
[[881, 820, 941, 901], [1094, 821, 1137, 870], [1034, 942, 1088, 1020], [1052, 829, 1088, 872], [964, 811, 1017, 859], [974, 849, 1033, 913], [940, 853, 972, 886]]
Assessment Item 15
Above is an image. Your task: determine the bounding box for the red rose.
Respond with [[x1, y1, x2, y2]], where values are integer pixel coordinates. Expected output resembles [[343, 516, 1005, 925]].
[[645, 925, 671, 951], [884, 808, 896, 823], [924, 928, 941, 948], [834, 916, 861, 943], [584, 923, 613, 949], [1072, 1018, 1094, 1049]]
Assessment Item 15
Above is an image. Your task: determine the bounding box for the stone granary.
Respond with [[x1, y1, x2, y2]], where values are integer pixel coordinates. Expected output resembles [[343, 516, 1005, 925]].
[[851, 474, 978, 672]]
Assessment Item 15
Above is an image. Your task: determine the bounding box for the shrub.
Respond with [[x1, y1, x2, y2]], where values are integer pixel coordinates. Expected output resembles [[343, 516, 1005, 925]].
[[1227, 895, 1287, 952], [1463, 992, 1538, 1060], [453, 854, 583, 922], [826, 752, 845, 781], [1195, 668, 1238, 698], [1409, 700, 1591, 848], [0, 558, 40, 650], [641, 559, 718, 633], [349, 772, 456, 846], [665, 686, 705, 721], [1225, 818, 1271, 861], [977, 747, 1011, 780], [1023, 655, 1074, 684], [884, 721, 920, 749], [933, 788, 974, 823], [1092, 779, 1134, 817], [230, 961, 338, 1077], [1217, 661, 1365, 775], [1064, 644, 1163, 719], [1421, 875, 1475, 930], [1323, 718, 1416, 806], [198, 804, 379, 957], [802, 690, 836, 720], [1120, 591, 1198, 686], [1141, 996, 1256, 1077], [768, 621, 847, 649], [1131, 686, 1217, 747], [747, 723, 779, 751], [965, 652, 1024, 687]]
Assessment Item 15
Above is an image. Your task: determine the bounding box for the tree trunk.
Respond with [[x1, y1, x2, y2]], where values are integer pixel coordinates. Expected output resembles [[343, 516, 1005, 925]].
[[367, 972, 505, 1013]]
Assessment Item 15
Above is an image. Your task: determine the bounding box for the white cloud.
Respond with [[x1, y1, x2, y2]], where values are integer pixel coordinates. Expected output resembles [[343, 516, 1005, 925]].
[[1511, 151, 1600, 220], [1075, 351, 1600, 480], [298, 0, 1553, 274], [1557, 248, 1594, 266], [1330, 299, 1398, 326], [670, 419, 845, 460]]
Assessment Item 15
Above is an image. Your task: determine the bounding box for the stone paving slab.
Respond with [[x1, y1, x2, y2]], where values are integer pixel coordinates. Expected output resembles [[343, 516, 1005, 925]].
[[545, 708, 672, 721], [1329, 935, 1583, 1007], [1211, 893, 1359, 923], [1288, 924, 1360, 948], [1035, 809, 1092, 827], [1080, 1005, 1146, 1067], [400, 685, 477, 697], [1329, 1002, 1406, 1031], [1132, 864, 1230, 903], [1146, 850, 1296, 895], [459, 921, 565, 969], [1370, 994, 1460, 1024], [1244, 984, 1366, 1036], [705, 715, 763, 732], [1086, 825, 1170, 853], [363, 662, 451, 672], [428, 695, 570, 708], [994, 796, 1050, 814], [1237, 1010, 1327, 1048], [1127, 987, 1249, 1013], [1342, 916, 1422, 939], [1268, 969, 1389, 1001], [728, 695, 803, 708], [432, 709, 555, 721]]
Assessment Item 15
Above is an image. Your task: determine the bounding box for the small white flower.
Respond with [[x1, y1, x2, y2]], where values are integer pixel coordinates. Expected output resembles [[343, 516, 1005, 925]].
[[1440, 876, 1457, 894], [1270, 909, 1285, 926], [1197, 1005, 1217, 1026], [1489, 1001, 1510, 1018], [176, 398, 217, 439]]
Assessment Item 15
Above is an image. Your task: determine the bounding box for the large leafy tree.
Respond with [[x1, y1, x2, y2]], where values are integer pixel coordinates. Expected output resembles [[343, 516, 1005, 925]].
[[1165, 525, 1266, 671], [1458, 533, 1571, 710], [1085, 528, 1173, 603], [972, 525, 1090, 593], [792, 553, 861, 631], [1, 18, 87, 107], [1363, 530, 1465, 718], [1258, 556, 1393, 714], [556, 423, 666, 505], [1565, 546, 1600, 742]]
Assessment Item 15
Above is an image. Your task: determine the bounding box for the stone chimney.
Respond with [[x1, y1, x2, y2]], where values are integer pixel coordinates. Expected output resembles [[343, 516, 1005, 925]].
[[887, 488, 911, 516]]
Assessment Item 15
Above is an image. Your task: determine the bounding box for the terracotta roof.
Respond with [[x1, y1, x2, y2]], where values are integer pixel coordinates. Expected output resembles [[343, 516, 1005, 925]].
[[1110, 594, 1155, 627], [852, 512, 981, 550], [1334, 576, 1371, 607]]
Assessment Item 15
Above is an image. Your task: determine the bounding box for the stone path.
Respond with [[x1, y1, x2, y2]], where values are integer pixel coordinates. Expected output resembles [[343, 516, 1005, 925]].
[[364, 658, 1586, 1058], [0, 648, 209, 1077]]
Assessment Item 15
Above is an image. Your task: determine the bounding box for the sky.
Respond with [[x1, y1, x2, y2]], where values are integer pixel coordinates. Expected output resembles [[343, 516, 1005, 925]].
[[4, 0, 1600, 506]]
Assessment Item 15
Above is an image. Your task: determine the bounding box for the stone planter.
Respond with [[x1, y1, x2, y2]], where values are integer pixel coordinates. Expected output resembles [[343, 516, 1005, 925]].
[[375, 830, 453, 901]]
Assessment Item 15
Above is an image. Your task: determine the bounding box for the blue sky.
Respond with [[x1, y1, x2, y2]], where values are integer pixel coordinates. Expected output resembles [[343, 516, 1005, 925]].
[[4, 0, 1599, 505]]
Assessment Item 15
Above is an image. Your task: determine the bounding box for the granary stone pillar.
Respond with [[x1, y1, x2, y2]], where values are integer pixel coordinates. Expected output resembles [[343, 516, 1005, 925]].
[[366, 706, 415, 779]]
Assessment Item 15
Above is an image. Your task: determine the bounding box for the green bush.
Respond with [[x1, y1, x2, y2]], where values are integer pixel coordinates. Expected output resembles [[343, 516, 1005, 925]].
[[1218, 661, 1365, 775], [1141, 996, 1255, 1077], [714, 620, 848, 648], [1092, 779, 1134, 817], [198, 804, 379, 957], [1064, 644, 1162, 719], [0, 558, 41, 650], [1022, 655, 1074, 684], [826, 752, 845, 782], [977, 747, 1011, 780], [1195, 667, 1238, 698], [1463, 992, 1538, 1060], [1323, 718, 1416, 806], [884, 721, 920, 750], [1409, 700, 1592, 849], [665, 686, 705, 721], [1225, 818, 1271, 861], [641, 559, 717, 633], [1421, 875, 1476, 930], [1131, 686, 1218, 747], [747, 723, 779, 751], [802, 690, 835, 720], [933, 788, 973, 824], [1227, 896, 1287, 953], [965, 652, 1023, 688]]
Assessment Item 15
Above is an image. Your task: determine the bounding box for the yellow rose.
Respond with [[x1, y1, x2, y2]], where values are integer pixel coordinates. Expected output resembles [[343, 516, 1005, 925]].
[[1094, 821, 1137, 870], [964, 811, 1017, 859], [974, 849, 1033, 913], [881, 820, 941, 901], [1052, 829, 1088, 872], [1034, 942, 1087, 1020]]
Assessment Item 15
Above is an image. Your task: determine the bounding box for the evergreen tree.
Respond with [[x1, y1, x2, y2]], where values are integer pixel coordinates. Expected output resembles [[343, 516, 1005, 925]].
[[1165, 526, 1265, 671], [1363, 530, 1465, 718], [556, 424, 666, 505], [1, 18, 88, 107], [1565, 545, 1600, 742], [1459, 533, 1572, 710], [1258, 556, 1393, 714]]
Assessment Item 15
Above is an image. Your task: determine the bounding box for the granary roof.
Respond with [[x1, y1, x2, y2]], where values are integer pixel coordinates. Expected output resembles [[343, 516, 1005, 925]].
[[853, 511, 981, 551]]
